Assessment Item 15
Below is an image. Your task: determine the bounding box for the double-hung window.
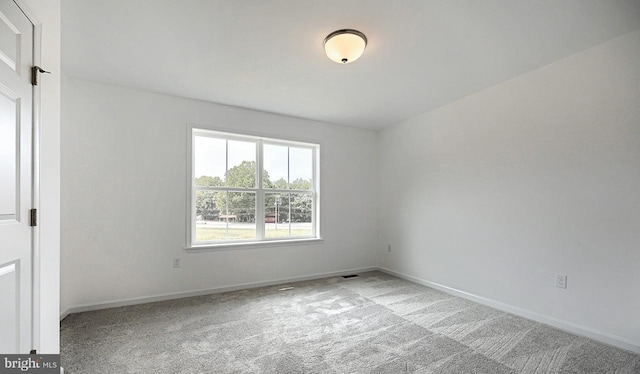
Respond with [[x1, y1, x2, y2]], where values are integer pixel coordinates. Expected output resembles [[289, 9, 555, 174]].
[[188, 127, 320, 248]]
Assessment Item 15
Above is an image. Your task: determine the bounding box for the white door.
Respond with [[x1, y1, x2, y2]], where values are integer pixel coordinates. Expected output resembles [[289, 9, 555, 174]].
[[0, 0, 33, 354]]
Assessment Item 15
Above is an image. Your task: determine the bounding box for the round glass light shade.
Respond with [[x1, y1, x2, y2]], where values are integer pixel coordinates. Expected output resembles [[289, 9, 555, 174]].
[[323, 29, 367, 64]]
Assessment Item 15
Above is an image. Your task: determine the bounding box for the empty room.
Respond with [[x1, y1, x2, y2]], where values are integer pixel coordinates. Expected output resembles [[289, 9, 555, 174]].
[[1, 0, 639, 373]]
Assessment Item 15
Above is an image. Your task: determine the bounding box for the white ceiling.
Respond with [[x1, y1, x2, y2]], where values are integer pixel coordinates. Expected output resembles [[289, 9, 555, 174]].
[[62, 0, 640, 130]]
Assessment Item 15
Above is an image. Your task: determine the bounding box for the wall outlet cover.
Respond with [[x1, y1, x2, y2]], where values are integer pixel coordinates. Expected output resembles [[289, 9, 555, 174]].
[[555, 274, 567, 289]]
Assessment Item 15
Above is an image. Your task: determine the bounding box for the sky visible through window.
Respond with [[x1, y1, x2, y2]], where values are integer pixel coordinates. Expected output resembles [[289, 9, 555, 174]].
[[194, 137, 312, 184]]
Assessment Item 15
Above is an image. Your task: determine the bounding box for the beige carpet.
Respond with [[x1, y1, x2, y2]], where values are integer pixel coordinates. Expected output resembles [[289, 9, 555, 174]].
[[61, 271, 640, 373]]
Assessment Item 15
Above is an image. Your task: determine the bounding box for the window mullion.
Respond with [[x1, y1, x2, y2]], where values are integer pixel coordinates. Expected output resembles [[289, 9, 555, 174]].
[[225, 139, 229, 240], [256, 140, 265, 240], [196, 186, 258, 192], [225, 191, 229, 239], [312, 146, 318, 238], [225, 139, 229, 185], [190, 129, 196, 247], [288, 193, 292, 237], [267, 188, 300, 194]]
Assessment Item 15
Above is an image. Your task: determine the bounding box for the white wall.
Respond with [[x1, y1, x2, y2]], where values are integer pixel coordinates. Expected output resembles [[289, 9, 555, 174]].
[[21, 0, 61, 354], [61, 78, 378, 313], [378, 29, 640, 349]]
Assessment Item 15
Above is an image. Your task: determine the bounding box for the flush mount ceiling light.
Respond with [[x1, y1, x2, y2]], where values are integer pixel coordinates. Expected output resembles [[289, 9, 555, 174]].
[[323, 29, 367, 64]]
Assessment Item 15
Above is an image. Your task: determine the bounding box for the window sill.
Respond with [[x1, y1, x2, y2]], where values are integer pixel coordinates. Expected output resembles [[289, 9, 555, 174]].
[[185, 238, 324, 253]]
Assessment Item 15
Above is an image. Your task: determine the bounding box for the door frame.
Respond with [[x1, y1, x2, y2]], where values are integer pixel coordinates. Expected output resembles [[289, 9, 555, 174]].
[[12, 0, 42, 353]]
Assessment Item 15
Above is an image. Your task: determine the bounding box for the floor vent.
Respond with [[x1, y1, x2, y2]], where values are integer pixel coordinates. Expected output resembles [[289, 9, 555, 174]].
[[278, 286, 294, 291], [342, 274, 359, 279]]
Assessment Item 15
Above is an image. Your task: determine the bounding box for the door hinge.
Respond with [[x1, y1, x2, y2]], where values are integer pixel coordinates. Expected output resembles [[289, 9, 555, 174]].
[[30, 209, 37, 227], [31, 66, 50, 86]]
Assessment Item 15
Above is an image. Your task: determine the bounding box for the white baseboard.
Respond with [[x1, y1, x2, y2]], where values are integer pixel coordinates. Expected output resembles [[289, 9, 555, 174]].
[[59, 309, 70, 321], [378, 267, 640, 354], [59, 265, 640, 354], [60, 266, 377, 319]]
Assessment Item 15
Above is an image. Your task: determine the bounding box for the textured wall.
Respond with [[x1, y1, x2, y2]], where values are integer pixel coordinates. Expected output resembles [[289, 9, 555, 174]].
[[61, 78, 378, 311], [378, 30, 640, 348]]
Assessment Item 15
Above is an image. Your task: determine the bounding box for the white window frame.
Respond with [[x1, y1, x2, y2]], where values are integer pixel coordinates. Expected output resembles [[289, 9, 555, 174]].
[[186, 126, 321, 251]]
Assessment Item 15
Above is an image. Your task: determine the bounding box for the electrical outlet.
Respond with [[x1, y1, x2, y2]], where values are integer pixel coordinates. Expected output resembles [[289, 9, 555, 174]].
[[387, 244, 392, 252], [173, 258, 181, 268], [555, 274, 567, 289]]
